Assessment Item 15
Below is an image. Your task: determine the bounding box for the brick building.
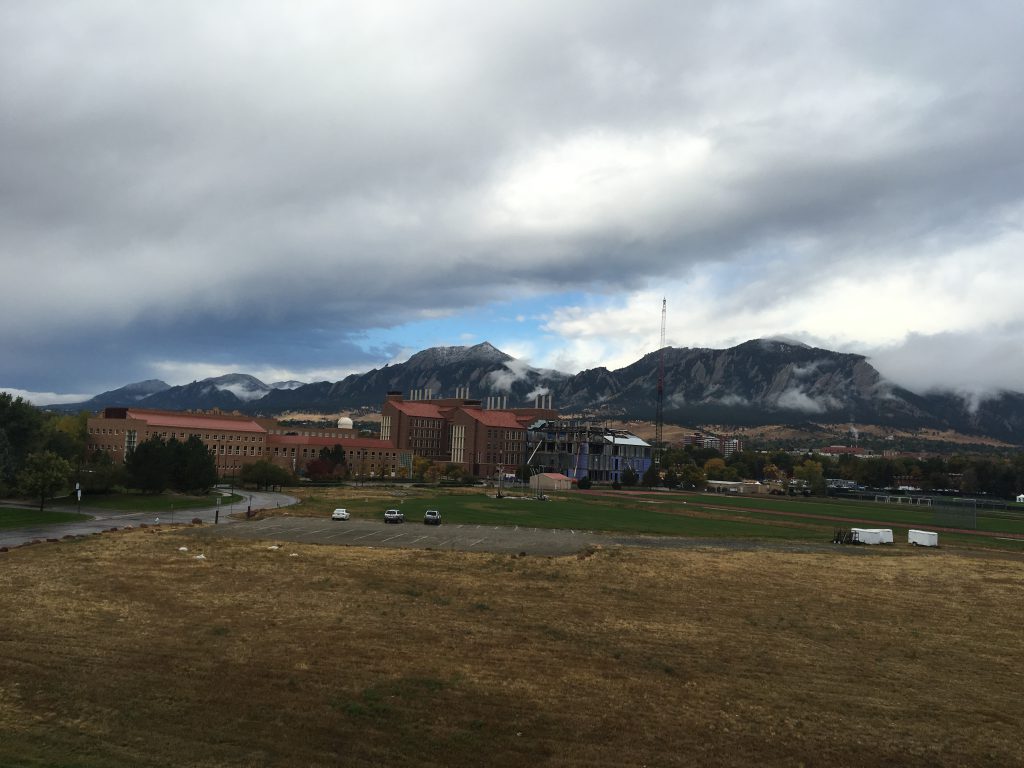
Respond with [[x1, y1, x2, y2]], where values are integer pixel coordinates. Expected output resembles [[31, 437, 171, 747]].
[[86, 407, 407, 478], [380, 392, 555, 479]]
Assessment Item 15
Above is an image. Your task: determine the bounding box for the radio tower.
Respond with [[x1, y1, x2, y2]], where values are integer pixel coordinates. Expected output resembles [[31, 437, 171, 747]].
[[655, 298, 666, 466]]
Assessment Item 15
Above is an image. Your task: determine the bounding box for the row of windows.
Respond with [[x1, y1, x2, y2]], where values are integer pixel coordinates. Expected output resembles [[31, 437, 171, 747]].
[[486, 429, 523, 441], [89, 426, 265, 443], [211, 445, 261, 456]]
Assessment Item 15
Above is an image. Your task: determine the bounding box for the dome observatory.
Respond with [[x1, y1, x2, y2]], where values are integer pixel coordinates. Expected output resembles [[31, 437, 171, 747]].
[[337, 416, 354, 430]]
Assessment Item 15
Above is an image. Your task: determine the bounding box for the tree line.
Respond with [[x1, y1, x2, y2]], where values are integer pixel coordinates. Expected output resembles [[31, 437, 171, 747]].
[[0, 393, 222, 509], [651, 445, 1024, 499]]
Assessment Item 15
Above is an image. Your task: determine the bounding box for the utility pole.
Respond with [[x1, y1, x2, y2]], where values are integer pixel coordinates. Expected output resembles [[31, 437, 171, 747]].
[[655, 298, 666, 467]]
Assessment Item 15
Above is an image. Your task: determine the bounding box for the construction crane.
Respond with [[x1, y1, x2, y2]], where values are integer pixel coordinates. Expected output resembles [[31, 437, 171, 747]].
[[655, 298, 666, 466]]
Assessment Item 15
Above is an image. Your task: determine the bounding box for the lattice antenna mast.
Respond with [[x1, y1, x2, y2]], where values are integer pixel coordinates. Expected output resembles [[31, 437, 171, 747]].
[[655, 298, 666, 466]]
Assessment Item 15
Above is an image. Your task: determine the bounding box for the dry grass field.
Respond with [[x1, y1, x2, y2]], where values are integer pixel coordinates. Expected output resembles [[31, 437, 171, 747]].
[[2, 528, 1023, 767]]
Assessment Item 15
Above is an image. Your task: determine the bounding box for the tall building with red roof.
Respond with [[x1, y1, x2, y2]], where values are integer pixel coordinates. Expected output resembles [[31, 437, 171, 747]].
[[381, 391, 556, 479]]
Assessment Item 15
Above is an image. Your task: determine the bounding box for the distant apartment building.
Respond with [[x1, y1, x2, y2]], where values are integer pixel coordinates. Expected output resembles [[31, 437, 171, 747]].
[[679, 431, 743, 457]]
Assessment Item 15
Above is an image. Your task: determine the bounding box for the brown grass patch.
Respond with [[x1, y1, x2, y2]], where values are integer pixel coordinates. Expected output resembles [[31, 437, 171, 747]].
[[1, 530, 1022, 766]]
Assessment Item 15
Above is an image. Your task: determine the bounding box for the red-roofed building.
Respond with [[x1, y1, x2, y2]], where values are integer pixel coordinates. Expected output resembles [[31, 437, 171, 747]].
[[88, 408, 274, 476], [265, 434, 410, 479], [87, 407, 390, 478], [89, 390, 560, 481], [381, 391, 556, 478]]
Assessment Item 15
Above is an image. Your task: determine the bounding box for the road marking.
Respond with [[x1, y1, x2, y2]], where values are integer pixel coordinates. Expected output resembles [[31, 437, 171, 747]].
[[438, 539, 454, 547], [382, 533, 406, 542], [324, 530, 356, 539], [308, 528, 331, 534], [467, 538, 485, 547], [354, 531, 382, 540], [410, 536, 428, 544]]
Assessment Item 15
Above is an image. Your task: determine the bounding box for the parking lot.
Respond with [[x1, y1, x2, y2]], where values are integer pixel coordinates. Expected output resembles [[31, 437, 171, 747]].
[[188, 514, 850, 556], [193, 516, 614, 556]]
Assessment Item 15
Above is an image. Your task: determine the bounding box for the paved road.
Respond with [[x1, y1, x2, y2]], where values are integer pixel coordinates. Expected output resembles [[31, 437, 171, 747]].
[[0, 491, 299, 550]]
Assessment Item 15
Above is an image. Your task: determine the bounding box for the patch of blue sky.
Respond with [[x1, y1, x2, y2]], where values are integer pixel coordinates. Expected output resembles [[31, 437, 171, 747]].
[[355, 291, 590, 358]]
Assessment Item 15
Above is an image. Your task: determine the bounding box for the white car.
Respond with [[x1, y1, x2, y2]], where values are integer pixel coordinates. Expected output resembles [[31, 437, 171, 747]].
[[331, 508, 350, 521], [384, 508, 404, 524]]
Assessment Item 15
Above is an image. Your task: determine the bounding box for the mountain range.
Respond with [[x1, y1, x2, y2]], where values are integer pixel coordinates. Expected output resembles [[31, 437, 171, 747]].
[[51, 340, 1024, 445]]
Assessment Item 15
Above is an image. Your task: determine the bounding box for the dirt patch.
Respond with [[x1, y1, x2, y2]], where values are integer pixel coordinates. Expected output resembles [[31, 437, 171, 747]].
[[1, 529, 1021, 766]]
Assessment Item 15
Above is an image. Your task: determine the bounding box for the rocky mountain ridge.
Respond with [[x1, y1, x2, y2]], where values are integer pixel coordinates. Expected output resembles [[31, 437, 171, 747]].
[[49, 340, 1024, 444]]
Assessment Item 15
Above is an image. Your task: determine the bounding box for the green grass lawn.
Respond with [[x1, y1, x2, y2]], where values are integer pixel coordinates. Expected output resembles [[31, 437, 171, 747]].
[[323, 492, 834, 541], [0, 507, 90, 529], [305, 487, 1024, 551]]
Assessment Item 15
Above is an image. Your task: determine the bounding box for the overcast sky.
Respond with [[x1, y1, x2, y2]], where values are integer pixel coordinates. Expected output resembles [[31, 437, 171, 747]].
[[2, 1, 1023, 405]]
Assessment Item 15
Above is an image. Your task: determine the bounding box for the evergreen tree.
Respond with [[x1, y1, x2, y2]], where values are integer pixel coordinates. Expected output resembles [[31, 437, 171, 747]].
[[642, 463, 660, 487], [175, 436, 218, 493], [125, 436, 170, 494]]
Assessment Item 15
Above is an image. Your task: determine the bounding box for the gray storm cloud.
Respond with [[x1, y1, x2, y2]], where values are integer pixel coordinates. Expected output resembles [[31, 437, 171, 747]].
[[1, 2, 1023, 394]]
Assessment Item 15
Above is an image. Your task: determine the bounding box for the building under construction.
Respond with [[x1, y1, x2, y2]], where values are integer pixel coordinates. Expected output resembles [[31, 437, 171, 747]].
[[525, 419, 652, 484]]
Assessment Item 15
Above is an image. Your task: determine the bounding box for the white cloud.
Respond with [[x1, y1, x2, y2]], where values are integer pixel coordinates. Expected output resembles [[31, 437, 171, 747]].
[[486, 360, 535, 393], [773, 388, 840, 414], [483, 130, 713, 236], [148, 361, 366, 387], [0, 388, 94, 406]]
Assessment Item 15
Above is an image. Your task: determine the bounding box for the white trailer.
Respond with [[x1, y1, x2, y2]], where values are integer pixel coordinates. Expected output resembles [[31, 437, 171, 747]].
[[851, 528, 894, 545], [908, 529, 939, 547]]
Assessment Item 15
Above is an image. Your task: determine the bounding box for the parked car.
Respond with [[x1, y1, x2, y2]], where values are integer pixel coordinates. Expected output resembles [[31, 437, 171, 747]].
[[331, 508, 350, 521], [423, 509, 441, 525], [384, 508, 404, 524]]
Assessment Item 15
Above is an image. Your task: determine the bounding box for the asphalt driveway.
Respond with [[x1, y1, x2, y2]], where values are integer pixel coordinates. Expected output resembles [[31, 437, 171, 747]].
[[188, 514, 862, 556]]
